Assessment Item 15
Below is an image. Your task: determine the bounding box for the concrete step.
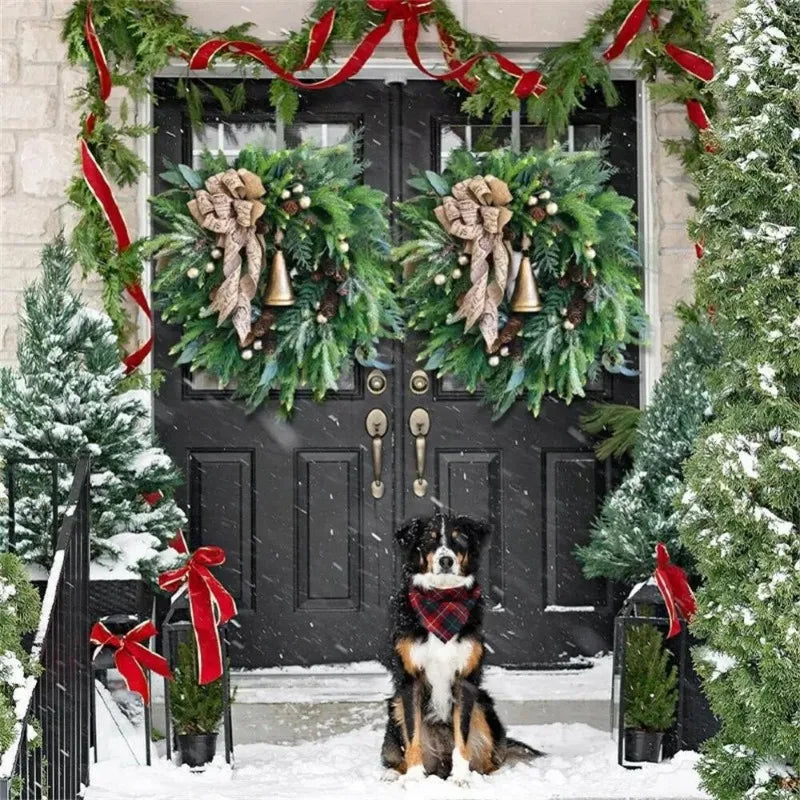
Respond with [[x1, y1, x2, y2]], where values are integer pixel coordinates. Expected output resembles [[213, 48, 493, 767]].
[[148, 658, 613, 745]]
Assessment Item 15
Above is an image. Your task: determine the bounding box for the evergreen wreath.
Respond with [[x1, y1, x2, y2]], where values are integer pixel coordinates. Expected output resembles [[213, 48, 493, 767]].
[[149, 141, 402, 413], [396, 144, 645, 418]]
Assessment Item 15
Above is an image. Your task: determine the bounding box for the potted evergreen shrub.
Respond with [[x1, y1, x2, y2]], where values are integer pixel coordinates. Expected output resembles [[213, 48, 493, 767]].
[[623, 623, 678, 763], [169, 640, 224, 768]]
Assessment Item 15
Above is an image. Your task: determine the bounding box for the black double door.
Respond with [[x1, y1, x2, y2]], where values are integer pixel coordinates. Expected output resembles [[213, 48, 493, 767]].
[[153, 79, 639, 668]]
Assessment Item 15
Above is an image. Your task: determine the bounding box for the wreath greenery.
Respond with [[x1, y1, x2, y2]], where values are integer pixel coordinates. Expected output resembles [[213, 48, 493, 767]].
[[396, 144, 645, 418], [148, 141, 402, 413], [61, 0, 714, 348]]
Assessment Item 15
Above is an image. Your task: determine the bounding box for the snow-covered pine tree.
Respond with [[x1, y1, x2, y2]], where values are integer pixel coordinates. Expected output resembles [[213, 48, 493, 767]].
[[577, 308, 719, 583], [0, 237, 185, 575], [678, 1, 800, 796]]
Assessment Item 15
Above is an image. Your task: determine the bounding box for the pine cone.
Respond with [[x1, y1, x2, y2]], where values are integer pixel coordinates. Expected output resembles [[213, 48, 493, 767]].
[[319, 287, 340, 321], [282, 200, 300, 216], [509, 338, 525, 359], [252, 308, 277, 338], [566, 294, 587, 327], [557, 275, 571, 289], [262, 332, 277, 355], [491, 316, 524, 352], [322, 259, 338, 277], [310, 270, 325, 283], [530, 206, 547, 223]]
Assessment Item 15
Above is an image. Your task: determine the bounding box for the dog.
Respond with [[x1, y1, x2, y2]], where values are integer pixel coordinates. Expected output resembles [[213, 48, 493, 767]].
[[381, 512, 540, 785]]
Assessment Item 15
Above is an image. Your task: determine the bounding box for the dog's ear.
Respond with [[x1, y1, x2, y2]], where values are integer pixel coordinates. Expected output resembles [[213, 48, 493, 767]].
[[395, 517, 424, 550], [455, 516, 493, 549]]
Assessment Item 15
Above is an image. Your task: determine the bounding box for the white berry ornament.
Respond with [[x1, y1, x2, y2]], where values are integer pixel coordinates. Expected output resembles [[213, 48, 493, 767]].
[[452, 268, 462, 279], [545, 201, 559, 216], [488, 355, 500, 367], [241, 348, 253, 360], [280, 189, 291, 200], [539, 189, 551, 200], [204, 262, 215, 273], [292, 183, 304, 195], [186, 267, 199, 279], [299, 195, 312, 210], [434, 273, 447, 286]]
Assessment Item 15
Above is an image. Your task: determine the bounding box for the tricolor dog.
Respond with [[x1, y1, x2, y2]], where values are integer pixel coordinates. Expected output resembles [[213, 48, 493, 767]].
[[381, 512, 540, 785]]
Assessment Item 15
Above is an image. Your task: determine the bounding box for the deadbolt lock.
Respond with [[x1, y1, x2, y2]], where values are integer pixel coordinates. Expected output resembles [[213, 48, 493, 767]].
[[367, 369, 387, 395], [410, 370, 429, 395]]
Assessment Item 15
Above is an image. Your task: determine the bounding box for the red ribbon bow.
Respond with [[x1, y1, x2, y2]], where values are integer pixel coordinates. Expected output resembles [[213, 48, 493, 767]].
[[653, 543, 697, 638], [90, 620, 172, 704], [158, 541, 237, 685]]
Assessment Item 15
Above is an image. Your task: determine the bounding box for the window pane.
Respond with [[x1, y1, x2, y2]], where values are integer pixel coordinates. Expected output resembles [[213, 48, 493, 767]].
[[572, 124, 603, 151], [285, 122, 355, 149]]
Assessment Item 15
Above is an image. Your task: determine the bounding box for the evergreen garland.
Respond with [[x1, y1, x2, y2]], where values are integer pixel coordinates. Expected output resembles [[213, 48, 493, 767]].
[[60, 0, 713, 347], [578, 307, 720, 583], [396, 144, 645, 418], [0, 237, 185, 572], [0, 552, 41, 759], [149, 141, 402, 413], [677, 1, 800, 796]]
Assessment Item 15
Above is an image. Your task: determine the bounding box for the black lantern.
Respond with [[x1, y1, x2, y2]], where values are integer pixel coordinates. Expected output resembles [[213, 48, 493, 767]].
[[90, 614, 154, 766], [160, 594, 234, 767], [611, 581, 688, 767], [611, 580, 720, 767]]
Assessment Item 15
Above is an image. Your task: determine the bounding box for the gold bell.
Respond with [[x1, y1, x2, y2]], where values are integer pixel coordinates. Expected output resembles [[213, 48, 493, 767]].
[[510, 236, 542, 313], [264, 237, 295, 306]]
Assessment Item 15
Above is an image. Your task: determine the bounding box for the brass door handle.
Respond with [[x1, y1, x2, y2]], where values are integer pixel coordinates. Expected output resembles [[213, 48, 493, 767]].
[[366, 409, 388, 499], [408, 408, 430, 497]]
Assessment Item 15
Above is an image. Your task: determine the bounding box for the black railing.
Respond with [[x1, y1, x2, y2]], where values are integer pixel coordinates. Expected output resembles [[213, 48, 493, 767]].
[[1, 457, 92, 800]]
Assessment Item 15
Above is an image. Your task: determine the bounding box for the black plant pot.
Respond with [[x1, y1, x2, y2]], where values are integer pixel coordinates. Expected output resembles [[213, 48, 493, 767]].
[[177, 733, 218, 768], [624, 729, 664, 763]]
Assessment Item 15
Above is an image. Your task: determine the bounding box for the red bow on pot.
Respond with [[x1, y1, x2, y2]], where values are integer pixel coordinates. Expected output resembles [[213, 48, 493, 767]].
[[654, 543, 697, 638], [90, 620, 172, 704], [158, 540, 238, 685]]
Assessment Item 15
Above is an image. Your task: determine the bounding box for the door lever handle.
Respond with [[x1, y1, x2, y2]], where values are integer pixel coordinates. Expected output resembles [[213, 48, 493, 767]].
[[408, 408, 431, 497], [366, 409, 388, 499]]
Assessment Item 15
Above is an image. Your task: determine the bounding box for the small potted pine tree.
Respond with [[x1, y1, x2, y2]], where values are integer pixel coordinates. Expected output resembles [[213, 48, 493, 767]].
[[169, 641, 224, 768], [623, 624, 678, 763]]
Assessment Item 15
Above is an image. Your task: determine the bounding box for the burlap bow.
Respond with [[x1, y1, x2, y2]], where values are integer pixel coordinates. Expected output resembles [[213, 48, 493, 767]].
[[187, 168, 266, 345], [434, 176, 513, 350]]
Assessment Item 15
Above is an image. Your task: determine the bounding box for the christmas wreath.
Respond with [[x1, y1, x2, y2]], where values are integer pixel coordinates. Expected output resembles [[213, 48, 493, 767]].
[[396, 145, 646, 418], [149, 141, 402, 413]]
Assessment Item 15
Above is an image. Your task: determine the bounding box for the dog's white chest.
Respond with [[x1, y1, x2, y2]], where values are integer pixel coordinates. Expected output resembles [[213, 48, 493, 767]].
[[410, 636, 473, 722]]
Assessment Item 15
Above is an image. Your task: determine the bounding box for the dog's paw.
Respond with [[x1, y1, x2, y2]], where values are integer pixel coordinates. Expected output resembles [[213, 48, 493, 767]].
[[381, 768, 402, 783], [401, 764, 426, 785], [450, 748, 473, 787]]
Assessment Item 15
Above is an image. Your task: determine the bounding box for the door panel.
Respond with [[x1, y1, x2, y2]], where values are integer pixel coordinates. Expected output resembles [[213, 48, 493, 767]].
[[153, 79, 639, 667]]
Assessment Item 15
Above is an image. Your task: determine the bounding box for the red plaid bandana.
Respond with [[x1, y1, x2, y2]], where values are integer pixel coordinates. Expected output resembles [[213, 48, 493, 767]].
[[408, 583, 481, 643]]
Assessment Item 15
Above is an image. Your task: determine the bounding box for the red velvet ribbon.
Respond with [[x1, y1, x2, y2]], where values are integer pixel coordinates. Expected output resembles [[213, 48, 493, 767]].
[[653, 543, 697, 638], [602, 0, 651, 61], [82, 3, 153, 374], [664, 43, 715, 82], [90, 620, 172, 704], [158, 545, 237, 685]]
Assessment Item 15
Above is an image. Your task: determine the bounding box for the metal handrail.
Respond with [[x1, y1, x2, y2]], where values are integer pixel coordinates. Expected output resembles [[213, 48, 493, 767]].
[[0, 456, 92, 800]]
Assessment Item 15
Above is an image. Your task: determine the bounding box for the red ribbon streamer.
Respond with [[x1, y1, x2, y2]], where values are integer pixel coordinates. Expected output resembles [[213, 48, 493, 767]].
[[90, 620, 172, 704], [665, 44, 715, 82], [685, 99, 710, 130], [82, 3, 153, 374], [653, 543, 697, 638], [603, 0, 651, 61], [188, 0, 544, 99], [158, 545, 237, 685]]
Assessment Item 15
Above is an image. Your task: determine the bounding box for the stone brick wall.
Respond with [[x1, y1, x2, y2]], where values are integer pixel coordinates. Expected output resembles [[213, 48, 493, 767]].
[[0, 0, 733, 371]]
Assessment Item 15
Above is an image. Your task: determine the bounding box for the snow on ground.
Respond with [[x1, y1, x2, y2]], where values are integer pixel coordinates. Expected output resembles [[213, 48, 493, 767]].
[[85, 714, 706, 800]]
